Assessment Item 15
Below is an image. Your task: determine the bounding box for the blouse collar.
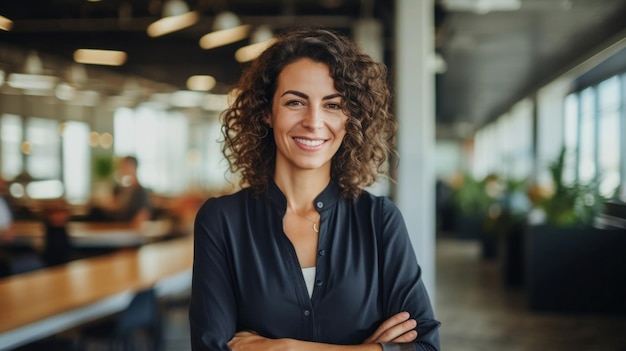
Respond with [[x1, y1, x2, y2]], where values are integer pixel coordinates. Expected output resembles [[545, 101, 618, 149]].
[[268, 178, 341, 214]]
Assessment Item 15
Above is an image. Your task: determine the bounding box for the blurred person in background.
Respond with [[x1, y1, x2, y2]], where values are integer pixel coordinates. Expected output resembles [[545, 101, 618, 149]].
[[0, 178, 14, 277], [190, 28, 440, 351], [41, 199, 72, 267], [0, 178, 13, 239], [89, 156, 152, 226]]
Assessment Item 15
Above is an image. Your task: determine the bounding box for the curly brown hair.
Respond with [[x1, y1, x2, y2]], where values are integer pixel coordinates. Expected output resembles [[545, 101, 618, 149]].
[[221, 27, 396, 199]]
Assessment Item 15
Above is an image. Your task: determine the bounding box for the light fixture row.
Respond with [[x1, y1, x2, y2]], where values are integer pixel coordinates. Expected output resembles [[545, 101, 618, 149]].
[[0, 1, 275, 94]]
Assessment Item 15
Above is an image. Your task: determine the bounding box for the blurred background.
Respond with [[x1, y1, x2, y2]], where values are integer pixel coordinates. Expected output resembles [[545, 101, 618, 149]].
[[1, 0, 626, 350]]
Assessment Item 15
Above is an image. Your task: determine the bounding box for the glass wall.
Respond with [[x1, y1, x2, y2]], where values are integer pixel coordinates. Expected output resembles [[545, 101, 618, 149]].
[[472, 71, 625, 201], [113, 105, 230, 196], [472, 99, 533, 183], [1, 114, 23, 180], [562, 74, 623, 198], [1, 103, 230, 205]]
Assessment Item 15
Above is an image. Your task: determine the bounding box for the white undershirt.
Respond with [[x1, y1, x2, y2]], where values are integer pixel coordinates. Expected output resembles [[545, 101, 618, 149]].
[[301, 266, 316, 298]]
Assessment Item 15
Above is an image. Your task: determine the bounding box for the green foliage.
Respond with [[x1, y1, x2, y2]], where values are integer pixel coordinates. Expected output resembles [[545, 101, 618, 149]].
[[485, 176, 531, 237], [540, 148, 605, 227], [451, 174, 493, 218], [92, 155, 114, 180]]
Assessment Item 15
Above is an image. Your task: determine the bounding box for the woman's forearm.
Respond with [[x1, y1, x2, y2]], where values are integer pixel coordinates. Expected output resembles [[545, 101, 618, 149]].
[[228, 332, 384, 351], [281, 339, 383, 351]]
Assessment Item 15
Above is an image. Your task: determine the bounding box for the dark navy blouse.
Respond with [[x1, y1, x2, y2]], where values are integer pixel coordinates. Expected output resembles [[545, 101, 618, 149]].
[[189, 180, 441, 351]]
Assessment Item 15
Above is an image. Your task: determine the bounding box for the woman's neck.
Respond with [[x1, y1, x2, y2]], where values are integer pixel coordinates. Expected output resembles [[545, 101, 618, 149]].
[[274, 170, 330, 212]]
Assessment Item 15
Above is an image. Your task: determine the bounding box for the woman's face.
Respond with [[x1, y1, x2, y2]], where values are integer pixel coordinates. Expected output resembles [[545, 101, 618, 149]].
[[266, 58, 348, 175]]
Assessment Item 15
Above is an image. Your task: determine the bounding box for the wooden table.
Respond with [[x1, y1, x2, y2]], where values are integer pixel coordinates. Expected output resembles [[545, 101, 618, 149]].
[[0, 235, 193, 350], [3, 220, 174, 250]]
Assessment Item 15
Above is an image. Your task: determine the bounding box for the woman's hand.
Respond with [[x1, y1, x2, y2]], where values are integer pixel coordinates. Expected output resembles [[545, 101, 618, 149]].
[[363, 311, 418, 344], [228, 331, 288, 351]]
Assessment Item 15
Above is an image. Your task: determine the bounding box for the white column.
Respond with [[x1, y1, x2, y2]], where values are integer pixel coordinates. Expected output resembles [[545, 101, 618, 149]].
[[394, 0, 437, 302]]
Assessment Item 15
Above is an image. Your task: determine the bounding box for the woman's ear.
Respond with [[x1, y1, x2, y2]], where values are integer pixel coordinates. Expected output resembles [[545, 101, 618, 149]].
[[263, 115, 272, 128]]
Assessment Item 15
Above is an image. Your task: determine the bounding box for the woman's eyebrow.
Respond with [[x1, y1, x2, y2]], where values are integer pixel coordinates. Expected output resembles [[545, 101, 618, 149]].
[[281, 90, 308, 98], [280, 90, 342, 101], [322, 93, 343, 101]]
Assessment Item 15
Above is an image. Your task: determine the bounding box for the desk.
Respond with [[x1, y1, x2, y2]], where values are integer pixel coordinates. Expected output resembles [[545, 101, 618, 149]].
[[4, 220, 173, 250], [0, 235, 193, 350]]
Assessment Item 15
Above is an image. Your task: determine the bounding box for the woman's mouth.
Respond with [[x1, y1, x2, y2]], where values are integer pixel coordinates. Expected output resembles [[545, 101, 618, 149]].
[[293, 137, 325, 147]]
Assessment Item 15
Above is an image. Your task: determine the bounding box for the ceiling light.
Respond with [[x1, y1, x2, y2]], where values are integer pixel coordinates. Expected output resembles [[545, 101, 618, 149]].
[[443, 0, 521, 14], [55, 83, 76, 100], [235, 26, 275, 63], [199, 11, 250, 50], [163, 0, 190, 17], [200, 25, 250, 49], [0, 15, 13, 31], [6, 51, 57, 92], [250, 25, 274, 44], [147, 11, 198, 37], [73, 49, 127, 66], [24, 51, 44, 74], [235, 39, 276, 63], [7, 73, 58, 90], [186, 75, 216, 91], [67, 64, 88, 86], [147, 1, 199, 38], [213, 11, 241, 31]]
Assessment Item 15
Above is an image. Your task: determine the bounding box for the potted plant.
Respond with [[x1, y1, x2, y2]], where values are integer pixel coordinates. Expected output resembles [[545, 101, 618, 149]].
[[484, 177, 531, 287], [526, 148, 626, 313], [450, 173, 503, 259], [450, 173, 493, 240]]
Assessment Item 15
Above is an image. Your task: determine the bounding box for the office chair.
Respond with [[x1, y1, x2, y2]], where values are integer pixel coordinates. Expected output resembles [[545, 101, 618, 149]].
[[8, 252, 45, 275], [79, 287, 162, 351]]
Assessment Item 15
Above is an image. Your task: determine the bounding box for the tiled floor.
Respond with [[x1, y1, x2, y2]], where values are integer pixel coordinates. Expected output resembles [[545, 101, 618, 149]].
[[435, 237, 626, 351], [161, 237, 626, 351]]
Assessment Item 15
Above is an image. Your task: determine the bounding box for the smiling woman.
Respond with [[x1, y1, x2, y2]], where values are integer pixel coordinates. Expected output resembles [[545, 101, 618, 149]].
[[189, 27, 440, 351]]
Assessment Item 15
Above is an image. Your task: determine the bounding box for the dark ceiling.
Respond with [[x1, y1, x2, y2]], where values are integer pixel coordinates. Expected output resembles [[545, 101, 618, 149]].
[[1, 0, 626, 137], [437, 0, 626, 130]]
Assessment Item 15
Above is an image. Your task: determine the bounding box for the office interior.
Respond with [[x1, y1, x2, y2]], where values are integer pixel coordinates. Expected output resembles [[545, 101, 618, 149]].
[[1, 0, 626, 350]]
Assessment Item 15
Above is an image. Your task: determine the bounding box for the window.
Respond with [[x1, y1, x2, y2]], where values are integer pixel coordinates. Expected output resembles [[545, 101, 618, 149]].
[[577, 87, 596, 184], [1, 114, 23, 180], [509, 100, 533, 180], [597, 76, 621, 197], [25, 117, 61, 180], [563, 94, 578, 185], [562, 73, 625, 199], [63, 121, 91, 204], [113, 106, 191, 195]]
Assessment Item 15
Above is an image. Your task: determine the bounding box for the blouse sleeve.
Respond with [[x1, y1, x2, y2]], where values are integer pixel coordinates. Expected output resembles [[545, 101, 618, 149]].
[[189, 199, 237, 350], [378, 198, 441, 351]]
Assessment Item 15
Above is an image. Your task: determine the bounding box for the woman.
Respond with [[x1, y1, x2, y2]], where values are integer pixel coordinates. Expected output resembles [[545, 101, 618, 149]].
[[190, 27, 441, 351]]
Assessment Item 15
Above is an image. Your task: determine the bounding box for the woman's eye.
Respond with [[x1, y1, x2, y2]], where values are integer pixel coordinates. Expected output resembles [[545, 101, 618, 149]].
[[286, 100, 304, 106], [326, 103, 341, 109]]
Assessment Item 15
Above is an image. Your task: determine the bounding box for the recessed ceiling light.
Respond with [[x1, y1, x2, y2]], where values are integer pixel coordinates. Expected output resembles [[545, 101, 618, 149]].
[[73, 49, 127, 66], [0, 15, 13, 31], [199, 25, 250, 50], [186, 75, 216, 91], [147, 11, 199, 37]]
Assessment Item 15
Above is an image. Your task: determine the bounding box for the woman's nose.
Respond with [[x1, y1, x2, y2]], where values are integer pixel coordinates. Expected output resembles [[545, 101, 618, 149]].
[[302, 106, 324, 129]]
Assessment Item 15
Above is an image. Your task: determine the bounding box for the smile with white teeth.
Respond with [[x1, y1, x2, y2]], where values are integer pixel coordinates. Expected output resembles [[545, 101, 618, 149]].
[[294, 137, 325, 147]]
